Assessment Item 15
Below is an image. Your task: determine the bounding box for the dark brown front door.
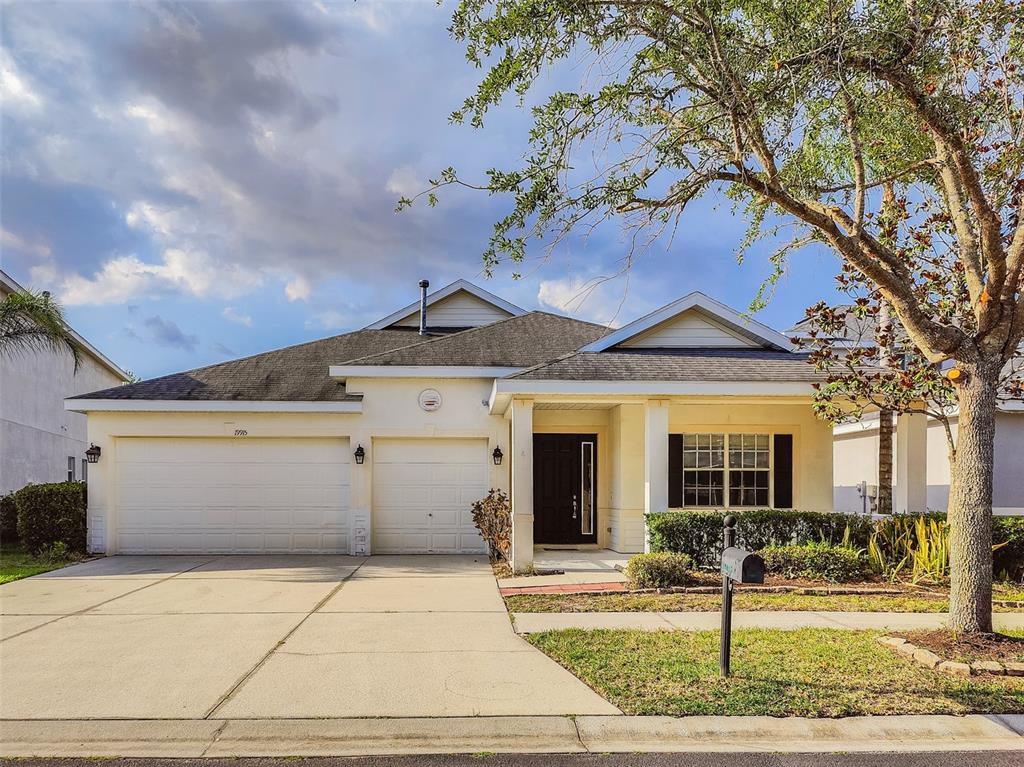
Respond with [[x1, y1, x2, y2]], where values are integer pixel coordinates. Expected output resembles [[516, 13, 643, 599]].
[[534, 434, 597, 545]]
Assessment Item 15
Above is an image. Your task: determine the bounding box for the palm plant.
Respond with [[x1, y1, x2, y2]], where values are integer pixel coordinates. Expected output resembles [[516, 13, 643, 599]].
[[0, 289, 81, 371]]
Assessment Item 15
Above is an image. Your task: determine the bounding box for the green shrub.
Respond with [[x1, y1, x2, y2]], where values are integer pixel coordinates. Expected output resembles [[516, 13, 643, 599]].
[[14, 482, 87, 555], [647, 510, 872, 568], [868, 514, 949, 583], [759, 542, 865, 582], [0, 493, 18, 543], [625, 552, 695, 589], [993, 517, 1024, 582]]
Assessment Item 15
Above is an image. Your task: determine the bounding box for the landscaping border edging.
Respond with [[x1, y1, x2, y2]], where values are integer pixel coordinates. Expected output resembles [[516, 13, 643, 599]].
[[877, 635, 1024, 677]]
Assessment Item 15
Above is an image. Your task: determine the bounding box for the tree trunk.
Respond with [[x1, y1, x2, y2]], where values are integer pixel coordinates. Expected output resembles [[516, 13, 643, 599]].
[[877, 408, 893, 515], [947, 361, 1000, 635]]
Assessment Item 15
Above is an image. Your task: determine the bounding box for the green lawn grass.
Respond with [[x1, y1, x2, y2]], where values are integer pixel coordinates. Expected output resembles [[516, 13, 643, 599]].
[[0, 545, 72, 584], [506, 586, 1024, 614], [527, 628, 1024, 716]]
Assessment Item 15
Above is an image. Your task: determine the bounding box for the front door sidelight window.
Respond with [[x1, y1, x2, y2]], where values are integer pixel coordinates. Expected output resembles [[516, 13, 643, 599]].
[[580, 440, 594, 535]]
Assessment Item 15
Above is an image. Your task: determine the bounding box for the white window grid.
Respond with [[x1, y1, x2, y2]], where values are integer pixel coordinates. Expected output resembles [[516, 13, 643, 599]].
[[680, 433, 773, 508]]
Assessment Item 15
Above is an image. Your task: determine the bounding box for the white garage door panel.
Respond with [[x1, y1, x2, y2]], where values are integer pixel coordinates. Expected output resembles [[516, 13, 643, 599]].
[[372, 438, 488, 554], [115, 438, 350, 553]]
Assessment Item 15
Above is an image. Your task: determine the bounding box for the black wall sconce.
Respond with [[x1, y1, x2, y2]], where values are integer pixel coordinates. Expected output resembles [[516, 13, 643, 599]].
[[354, 444, 366, 465], [492, 446, 503, 466], [85, 444, 101, 464]]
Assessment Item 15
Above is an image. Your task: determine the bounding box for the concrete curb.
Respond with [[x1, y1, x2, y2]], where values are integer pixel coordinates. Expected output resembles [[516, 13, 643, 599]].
[[2, 714, 1022, 757]]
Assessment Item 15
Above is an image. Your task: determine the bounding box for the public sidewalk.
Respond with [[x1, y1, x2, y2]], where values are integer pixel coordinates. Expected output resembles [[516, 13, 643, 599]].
[[511, 610, 1024, 633], [3, 714, 1023, 757]]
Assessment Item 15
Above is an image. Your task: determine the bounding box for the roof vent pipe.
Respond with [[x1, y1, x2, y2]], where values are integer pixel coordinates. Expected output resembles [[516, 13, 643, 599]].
[[418, 279, 429, 335]]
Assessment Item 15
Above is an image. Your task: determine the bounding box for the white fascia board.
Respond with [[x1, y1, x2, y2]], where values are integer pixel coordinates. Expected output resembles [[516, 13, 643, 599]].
[[330, 365, 523, 379], [64, 399, 363, 414], [363, 279, 527, 330], [579, 292, 794, 352], [492, 379, 816, 397]]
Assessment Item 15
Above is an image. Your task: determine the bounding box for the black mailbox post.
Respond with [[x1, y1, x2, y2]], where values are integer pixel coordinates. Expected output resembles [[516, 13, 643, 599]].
[[719, 515, 765, 677]]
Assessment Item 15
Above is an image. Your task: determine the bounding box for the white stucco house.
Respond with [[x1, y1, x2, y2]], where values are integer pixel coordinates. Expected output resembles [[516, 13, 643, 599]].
[[786, 310, 1024, 517], [832, 406, 1024, 516], [67, 279, 834, 569], [1, 268, 129, 495]]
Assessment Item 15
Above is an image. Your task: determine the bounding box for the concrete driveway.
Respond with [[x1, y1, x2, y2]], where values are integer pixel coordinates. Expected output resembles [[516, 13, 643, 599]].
[[0, 554, 617, 720]]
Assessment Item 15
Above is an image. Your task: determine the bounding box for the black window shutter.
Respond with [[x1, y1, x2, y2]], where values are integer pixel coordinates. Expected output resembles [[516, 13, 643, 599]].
[[668, 434, 683, 508], [773, 434, 793, 508]]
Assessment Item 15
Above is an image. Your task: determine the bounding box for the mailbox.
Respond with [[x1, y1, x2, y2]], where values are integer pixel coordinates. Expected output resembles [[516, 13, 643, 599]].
[[721, 546, 764, 585]]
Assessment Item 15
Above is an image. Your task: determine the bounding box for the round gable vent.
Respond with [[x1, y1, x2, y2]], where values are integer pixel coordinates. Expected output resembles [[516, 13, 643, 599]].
[[418, 388, 442, 412]]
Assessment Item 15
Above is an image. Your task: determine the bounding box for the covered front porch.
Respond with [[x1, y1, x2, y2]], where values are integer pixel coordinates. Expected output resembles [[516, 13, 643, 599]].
[[494, 393, 835, 572]]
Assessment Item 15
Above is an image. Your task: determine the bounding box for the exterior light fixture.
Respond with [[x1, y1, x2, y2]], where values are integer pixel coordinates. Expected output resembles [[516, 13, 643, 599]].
[[354, 444, 365, 465], [492, 446, 503, 465], [85, 444, 101, 464]]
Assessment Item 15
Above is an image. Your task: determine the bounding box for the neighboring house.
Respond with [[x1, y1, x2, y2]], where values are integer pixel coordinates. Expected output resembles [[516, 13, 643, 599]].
[[66, 279, 833, 569], [0, 269, 129, 495], [832, 406, 1024, 516], [787, 312, 1024, 516]]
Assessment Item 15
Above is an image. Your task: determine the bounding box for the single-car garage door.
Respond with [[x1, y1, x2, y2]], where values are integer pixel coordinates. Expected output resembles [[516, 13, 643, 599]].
[[114, 438, 350, 553], [372, 438, 488, 554]]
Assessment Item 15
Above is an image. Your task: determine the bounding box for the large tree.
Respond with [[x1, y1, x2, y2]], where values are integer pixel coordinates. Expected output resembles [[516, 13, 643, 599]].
[[406, 0, 1024, 632]]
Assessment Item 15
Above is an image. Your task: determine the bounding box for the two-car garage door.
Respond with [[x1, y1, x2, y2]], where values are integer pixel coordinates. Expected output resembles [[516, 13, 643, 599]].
[[112, 436, 488, 555], [115, 438, 351, 553]]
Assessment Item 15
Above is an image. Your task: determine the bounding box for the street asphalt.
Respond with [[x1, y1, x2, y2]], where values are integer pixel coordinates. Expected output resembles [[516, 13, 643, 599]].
[[5, 752, 1024, 767]]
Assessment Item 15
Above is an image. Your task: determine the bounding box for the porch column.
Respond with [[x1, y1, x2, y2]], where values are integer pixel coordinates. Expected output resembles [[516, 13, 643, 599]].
[[894, 412, 928, 514], [644, 400, 669, 552], [510, 398, 534, 572]]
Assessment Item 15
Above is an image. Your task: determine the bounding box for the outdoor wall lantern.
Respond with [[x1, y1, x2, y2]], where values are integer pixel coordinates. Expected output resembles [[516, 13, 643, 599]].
[[85, 444, 102, 464], [354, 444, 366, 465], [492, 446, 504, 465]]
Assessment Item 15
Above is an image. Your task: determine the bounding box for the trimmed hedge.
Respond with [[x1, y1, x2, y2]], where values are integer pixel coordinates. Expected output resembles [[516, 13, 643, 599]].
[[760, 542, 866, 582], [14, 482, 87, 555], [647, 510, 872, 568], [994, 517, 1024, 582], [0, 494, 17, 543], [625, 552, 695, 589]]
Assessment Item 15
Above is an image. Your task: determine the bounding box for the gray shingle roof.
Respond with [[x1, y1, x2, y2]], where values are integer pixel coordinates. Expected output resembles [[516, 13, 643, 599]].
[[341, 312, 610, 368], [508, 348, 824, 381], [71, 329, 424, 401]]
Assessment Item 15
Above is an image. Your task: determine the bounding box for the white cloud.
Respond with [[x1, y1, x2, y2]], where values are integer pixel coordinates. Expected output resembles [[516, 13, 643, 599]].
[[56, 249, 263, 306], [385, 165, 425, 198], [306, 310, 350, 330], [285, 275, 312, 302], [1, 227, 51, 259], [222, 306, 253, 327], [0, 50, 41, 110], [538, 276, 633, 327], [123, 101, 196, 144]]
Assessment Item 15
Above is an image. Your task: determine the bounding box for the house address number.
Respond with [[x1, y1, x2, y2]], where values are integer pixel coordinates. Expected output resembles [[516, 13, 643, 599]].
[[234, 429, 248, 436]]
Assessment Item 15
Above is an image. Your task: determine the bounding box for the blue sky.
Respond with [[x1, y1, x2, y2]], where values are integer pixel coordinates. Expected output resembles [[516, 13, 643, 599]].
[[0, 1, 843, 379]]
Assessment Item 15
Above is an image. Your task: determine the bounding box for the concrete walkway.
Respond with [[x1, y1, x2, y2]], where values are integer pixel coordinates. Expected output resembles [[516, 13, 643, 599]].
[[3, 714, 1022, 757], [497, 548, 629, 589], [0, 554, 616, 719], [511, 610, 1024, 633]]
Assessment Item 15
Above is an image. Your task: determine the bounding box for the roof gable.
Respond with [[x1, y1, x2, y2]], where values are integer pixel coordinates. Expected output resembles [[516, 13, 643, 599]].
[[337, 311, 608, 370], [364, 279, 525, 330], [618, 307, 760, 349], [580, 292, 792, 353]]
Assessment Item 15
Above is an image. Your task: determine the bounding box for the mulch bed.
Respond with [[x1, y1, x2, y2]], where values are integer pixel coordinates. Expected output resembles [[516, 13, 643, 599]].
[[896, 630, 1024, 664]]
